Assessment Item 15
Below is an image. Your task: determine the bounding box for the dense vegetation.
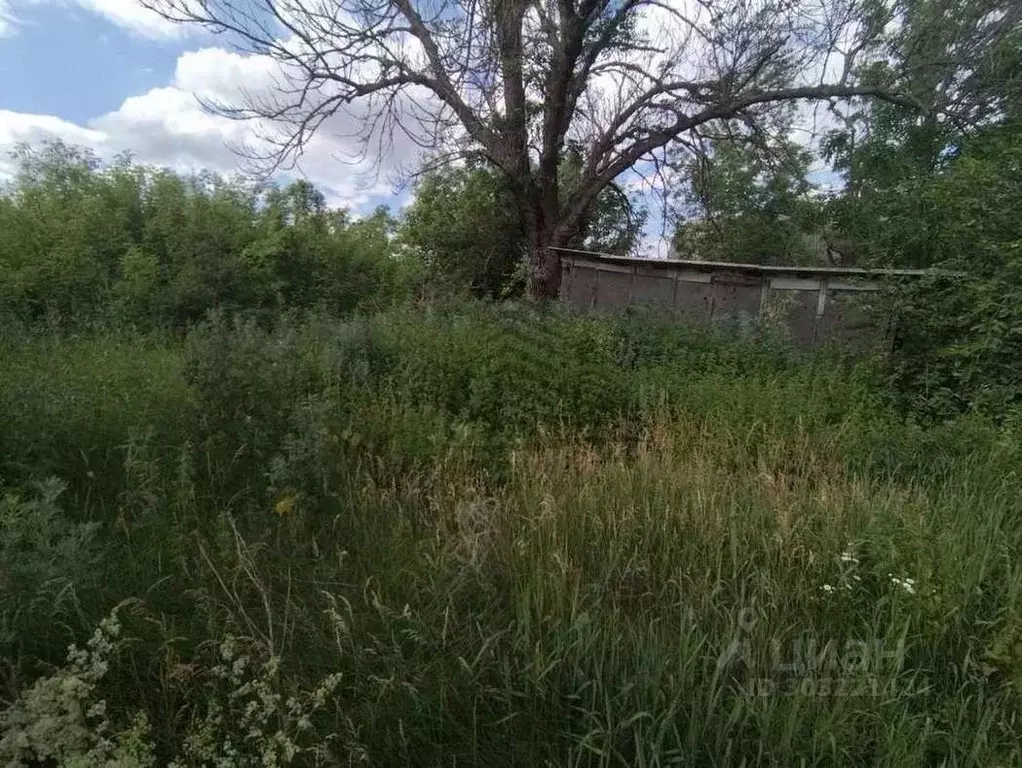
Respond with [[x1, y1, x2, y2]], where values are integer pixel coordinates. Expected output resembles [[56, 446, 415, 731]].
[[1, 298, 1021, 765], [671, 117, 1022, 421], [2, 0, 1021, 760], [2, 116, 1022, 768], [0, 143, 428, 331], [1, 135, 1021, 767], [665, 0, 1022, 422]]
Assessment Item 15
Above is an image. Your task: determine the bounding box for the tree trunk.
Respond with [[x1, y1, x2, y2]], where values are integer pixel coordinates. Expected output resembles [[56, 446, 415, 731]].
[[518, 187, 565, 300], [526, 235, 563, 300]]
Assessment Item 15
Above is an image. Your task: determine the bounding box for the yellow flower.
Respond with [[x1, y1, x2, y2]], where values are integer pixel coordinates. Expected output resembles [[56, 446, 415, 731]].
[[274, 495, 296, 517]]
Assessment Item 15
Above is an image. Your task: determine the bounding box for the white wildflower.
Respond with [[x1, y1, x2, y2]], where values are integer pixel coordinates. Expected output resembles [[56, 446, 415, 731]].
[[889, 575, 917, 595]]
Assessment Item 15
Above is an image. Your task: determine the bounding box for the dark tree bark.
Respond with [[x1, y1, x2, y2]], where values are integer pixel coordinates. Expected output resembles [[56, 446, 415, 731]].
[[141, 0, 922, 298]]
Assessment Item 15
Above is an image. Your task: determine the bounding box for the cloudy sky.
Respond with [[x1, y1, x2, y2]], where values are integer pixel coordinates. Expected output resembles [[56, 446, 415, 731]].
[[0, 0, 409, 210]]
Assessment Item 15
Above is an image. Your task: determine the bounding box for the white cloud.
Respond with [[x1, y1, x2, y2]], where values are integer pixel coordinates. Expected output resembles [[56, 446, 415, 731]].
[[174, 46, 280, 98], [0, 110, 105, 150], [89, 86, 254, 169], [0, 0, 18, 35], [75, 0, 182, 38], [2, 0, 186, 39], [0, 45, 417, 209]]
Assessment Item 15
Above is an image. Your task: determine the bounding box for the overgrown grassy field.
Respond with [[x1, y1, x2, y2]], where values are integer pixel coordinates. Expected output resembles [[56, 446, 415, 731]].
[[1, 303, 1020, 765]]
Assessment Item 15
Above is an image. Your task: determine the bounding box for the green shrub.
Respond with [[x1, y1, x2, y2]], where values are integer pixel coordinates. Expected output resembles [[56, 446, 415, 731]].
[[0, 480, 99, 660], [0, 331, 192, 505], [889, 267, 1022, 422]]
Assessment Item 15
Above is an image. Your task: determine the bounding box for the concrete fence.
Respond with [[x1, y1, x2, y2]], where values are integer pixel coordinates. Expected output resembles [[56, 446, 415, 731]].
[[556, 248, 934, 348]]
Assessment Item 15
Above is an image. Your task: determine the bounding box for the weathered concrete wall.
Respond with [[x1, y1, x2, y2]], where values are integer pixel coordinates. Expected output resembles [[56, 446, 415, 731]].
[[557, 250, 927, 349]]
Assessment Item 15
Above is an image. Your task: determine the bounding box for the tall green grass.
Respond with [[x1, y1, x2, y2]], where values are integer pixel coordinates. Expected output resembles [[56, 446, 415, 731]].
[[1, 304, 1020, 765]]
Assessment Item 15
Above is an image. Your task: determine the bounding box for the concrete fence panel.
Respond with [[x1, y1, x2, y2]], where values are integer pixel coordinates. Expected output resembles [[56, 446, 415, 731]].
[[555, 248, 934, 349]]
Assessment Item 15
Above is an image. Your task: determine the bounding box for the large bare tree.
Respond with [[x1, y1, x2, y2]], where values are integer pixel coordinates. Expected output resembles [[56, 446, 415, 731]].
[[142, 0, 915, 297]]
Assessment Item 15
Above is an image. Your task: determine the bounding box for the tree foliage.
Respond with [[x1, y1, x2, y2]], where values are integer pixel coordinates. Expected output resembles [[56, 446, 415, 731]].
[[671, 132, 822, 264], [0, 142, 422, 329], [883, 129, 1022, 419], [401, 163, 524, 298], [812, 0, 1022, 419], [401, 156, 646, 299]]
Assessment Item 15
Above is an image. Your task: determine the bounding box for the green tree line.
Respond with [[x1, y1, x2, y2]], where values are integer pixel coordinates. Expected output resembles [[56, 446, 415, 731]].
[[0, 143, 426, 330], [0, 143, 645, 328]]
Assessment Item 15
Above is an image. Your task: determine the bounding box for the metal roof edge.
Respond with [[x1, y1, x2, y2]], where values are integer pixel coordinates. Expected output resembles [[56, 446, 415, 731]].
[[550, 246, 965, 278]]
